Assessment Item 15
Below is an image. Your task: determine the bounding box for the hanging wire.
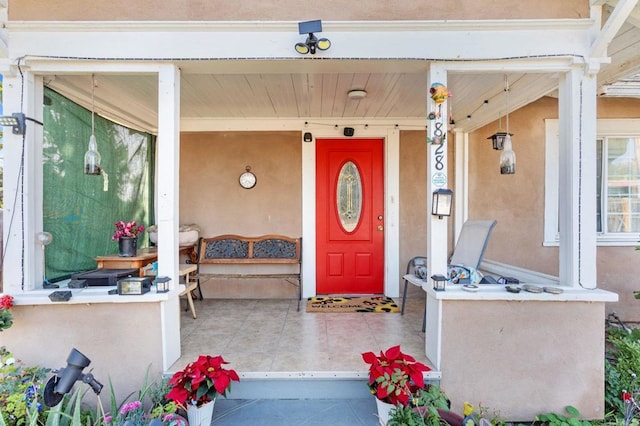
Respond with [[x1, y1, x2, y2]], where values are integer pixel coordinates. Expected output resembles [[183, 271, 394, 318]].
[[91, 74, 96, 136], [504, 74, 510, 134]]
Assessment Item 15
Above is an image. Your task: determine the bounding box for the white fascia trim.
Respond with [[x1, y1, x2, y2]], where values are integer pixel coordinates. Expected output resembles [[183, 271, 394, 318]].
[[5, 19, 595, 33]]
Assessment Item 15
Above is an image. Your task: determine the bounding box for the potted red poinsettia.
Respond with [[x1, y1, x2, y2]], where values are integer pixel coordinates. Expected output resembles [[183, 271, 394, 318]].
[[166, 354, 239, 426], [362, 345, 431, 424]]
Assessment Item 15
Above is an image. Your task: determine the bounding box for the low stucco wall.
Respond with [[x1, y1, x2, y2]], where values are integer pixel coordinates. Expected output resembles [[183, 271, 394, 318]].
[[439, 300, 605, 421], [0, 302, 166, 405]]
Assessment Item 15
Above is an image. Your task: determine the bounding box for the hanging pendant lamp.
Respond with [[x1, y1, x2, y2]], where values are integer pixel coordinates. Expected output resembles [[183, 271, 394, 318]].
[[500, 75, 516, 175], [84, 74, 102, 175]]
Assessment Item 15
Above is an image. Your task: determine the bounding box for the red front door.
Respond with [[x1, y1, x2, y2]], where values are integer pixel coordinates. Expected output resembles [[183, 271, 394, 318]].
[[316, 138, 384, 294]]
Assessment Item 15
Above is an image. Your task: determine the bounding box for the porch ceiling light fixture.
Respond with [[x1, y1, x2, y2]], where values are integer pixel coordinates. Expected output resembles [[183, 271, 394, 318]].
[[84, 74, 102, 175], [0, 112, 26, 135], [348, 89, 367, 100], [431, 188, 453, 219], [295, 20, 331, 55]]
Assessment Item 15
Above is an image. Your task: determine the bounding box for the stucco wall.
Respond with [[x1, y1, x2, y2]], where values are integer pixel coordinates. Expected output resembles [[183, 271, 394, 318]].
[[468, 96, 640, 321], [440, 300, 605, 421], [179, 131, 302, 298], [0, 302, 165, 405], [9, 1, 589, 21]]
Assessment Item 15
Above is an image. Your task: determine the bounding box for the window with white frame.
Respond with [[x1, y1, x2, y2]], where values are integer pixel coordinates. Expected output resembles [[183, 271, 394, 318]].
[[544, 119, 640, 246]]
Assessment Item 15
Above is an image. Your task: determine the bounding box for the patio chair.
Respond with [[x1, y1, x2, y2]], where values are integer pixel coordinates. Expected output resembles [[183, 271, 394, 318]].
[[401, 219, 497, 330]]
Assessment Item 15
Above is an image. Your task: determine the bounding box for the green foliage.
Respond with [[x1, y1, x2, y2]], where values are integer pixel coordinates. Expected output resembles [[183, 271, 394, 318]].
[[387, 384, 450, 426], [535, 405, 592, 426], [0, 347, 50, 426], [606, 328, 640, 418]]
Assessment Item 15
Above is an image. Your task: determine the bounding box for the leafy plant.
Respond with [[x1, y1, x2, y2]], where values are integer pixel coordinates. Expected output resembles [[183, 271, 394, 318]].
[[166, 354, 239, 409], [535, 405, 591, 426], [362, 345, 431, 406], [387, 384, 451, 426], [606, 329, 640, 417], [0, 347, 50, 425]]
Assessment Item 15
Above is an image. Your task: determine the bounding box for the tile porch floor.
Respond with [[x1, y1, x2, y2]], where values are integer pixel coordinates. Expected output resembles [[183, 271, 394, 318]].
[[171, 294, 430, 375], [169, 293, 431, 425]]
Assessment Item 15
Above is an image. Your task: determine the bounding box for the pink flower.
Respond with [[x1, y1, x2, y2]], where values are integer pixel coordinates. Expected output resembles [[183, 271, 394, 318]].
[[120, 400, 142, 415], [112, 221, 145, 241]]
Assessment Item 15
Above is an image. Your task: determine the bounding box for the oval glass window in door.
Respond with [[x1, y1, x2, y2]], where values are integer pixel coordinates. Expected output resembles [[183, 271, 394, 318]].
[[336, 161, 363, 233]]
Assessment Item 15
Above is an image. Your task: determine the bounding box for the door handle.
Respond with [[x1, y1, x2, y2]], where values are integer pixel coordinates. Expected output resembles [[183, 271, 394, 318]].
[[377, 225, 384, 231]]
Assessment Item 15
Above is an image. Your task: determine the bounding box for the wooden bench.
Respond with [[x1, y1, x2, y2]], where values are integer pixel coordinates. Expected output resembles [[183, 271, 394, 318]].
[[194, 234, 302, 311]]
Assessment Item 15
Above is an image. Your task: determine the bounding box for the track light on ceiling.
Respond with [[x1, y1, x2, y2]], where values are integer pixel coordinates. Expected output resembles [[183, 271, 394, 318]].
[[294, 20, 331, 55]]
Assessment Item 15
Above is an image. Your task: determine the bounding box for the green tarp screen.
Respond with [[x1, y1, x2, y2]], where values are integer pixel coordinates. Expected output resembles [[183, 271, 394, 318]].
[[43, 88, 155, 280]]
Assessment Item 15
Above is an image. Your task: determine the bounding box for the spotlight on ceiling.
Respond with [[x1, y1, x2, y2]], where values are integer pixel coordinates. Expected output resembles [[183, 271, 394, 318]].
[[295, 20, 331, 55]]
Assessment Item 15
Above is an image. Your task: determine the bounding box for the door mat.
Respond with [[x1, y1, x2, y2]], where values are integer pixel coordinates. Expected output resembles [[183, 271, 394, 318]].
[[306, 296, 400, 313]]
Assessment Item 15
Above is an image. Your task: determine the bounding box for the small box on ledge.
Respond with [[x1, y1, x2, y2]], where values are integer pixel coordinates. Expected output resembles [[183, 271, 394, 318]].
[[431, 274, 447, 291]]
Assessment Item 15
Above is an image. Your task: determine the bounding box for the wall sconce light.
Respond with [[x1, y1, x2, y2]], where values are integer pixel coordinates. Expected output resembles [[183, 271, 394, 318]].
[[431, 274, 447, 291], [303, 132, 313, 142], [84, 74, 102, 175], [154, 276, 170, 293], [295, 20, 331, 55], [0, 112, 26, 135], [431, 188, 453, 219]]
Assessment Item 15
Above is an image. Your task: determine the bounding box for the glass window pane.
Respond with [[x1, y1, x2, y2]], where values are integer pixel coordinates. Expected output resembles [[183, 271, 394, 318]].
[[336, 161, 363, 233], [606, 137, 640, 233]]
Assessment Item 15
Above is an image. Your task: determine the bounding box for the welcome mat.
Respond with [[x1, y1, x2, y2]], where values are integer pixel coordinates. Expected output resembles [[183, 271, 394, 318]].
[[306, 296, 400, 313]]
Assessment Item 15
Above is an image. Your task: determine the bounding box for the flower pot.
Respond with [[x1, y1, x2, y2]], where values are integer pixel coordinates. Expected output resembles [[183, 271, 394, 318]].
[[186, 399, 216, 426], [375, 398, 395, 426], [118, 236, 137, 257]]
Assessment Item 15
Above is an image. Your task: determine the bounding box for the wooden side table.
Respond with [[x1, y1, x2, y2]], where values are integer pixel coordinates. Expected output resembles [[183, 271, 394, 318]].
[[95, 246, 193, 277]]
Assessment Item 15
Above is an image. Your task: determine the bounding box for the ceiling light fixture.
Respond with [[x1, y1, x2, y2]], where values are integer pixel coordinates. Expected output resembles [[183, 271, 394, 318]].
[[347, 89, 367, 100], [294, 20, 331, 55]]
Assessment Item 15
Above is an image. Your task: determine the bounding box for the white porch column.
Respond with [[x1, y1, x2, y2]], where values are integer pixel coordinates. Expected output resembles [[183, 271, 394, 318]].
[[426, 63, 450, 285], [2, 70, 43, 292], [557, 68, 598, 289], [425, 63, 449, 370], [156, 64, 182, 370]]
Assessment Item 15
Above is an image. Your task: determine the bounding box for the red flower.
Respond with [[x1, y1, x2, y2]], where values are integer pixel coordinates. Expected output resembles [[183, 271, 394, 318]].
[[0, 295, 14, 310], [623, 390, 632, 402], [166, 355, 240, 408], [362, 345, 431, 406]]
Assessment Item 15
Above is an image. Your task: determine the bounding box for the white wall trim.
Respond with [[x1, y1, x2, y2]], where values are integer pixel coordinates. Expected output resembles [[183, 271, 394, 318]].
[[480, 259, 560, 286], [300, 123, 400, 298], [544, 117, 640, 246]]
